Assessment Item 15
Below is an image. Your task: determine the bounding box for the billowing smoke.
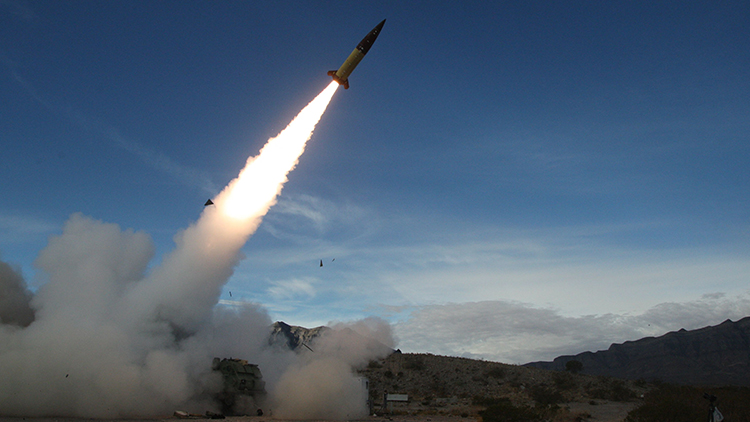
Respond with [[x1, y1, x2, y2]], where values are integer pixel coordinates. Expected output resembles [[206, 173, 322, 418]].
[[0, 82, 393, 418], [273, 318, 395, 420], [0, 260, 34, 327]]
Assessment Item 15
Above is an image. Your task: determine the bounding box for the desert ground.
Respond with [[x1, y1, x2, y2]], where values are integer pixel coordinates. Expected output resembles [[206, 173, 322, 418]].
[[0, 400, 640, 422]]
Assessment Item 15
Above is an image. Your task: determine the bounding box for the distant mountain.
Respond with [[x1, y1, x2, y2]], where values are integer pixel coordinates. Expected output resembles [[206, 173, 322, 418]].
[[525, 317, 750, 386], [269, 321, 330, 351], [268, 321, 394, 357]]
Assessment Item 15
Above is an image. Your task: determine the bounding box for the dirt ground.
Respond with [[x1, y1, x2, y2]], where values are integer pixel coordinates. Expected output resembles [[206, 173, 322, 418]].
[[561, 400, 640, 422], [0, 401, 641, 422]]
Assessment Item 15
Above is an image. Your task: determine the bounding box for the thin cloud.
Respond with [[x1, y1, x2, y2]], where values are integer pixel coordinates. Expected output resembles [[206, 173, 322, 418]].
[[104, 128, 217, 195], [267, 277, 317, 300], [272, 194, 330, 232], [3, 61, 217, 195], [394, 293, 750, 364], [0, 213, 57, 243], [231, 202, 750, 332], [262, 193, 373, 241]]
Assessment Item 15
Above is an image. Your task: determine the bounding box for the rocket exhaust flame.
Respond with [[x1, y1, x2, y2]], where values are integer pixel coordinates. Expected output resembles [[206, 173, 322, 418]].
[[118, 81, 340, 333], [221, 81, 339, 221], [0, 81, 397, 419]]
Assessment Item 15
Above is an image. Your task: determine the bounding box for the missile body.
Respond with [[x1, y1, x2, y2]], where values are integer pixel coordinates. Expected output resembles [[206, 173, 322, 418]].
[[328, 19, 385, 89]]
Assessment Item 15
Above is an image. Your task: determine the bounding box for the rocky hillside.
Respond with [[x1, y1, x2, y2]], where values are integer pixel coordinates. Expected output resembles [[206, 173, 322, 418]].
[[269, 321, 330, 350], [525, 317, 750, 386], [269, 322, 647, 420], [358, 352, 646, 410]]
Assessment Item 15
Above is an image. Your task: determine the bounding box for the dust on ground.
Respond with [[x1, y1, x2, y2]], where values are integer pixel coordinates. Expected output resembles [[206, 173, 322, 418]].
[[0, 401, 642, 422]]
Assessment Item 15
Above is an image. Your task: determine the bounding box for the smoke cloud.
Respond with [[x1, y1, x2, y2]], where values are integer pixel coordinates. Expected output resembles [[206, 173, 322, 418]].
[[0, 82, 393, 418], [272, 318, 394, 420], [0, 260, 34, 327]]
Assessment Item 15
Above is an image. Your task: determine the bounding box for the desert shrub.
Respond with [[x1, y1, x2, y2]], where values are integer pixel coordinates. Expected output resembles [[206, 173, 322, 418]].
[[587, 378, 635, 401], [713, 386, 750, 422], [430, 383, 447, 397], [479, 399, 543, 422], [565, 360, 583, 373], [625, 384, 704, 422], [576, 412, 592, 420], [586, 385, 607, 400], [626, 384, 750, 422], [530, 385, 564, 406], [472, 374, 489, 384], [634, 378, 648, 388], [473, 396, 509, 407], [553, 371, 578, 390], [404, 356, 425, 371], [367, 360, 383, 369], [609, 379, 636, 401], [485, 366, 507, 379]]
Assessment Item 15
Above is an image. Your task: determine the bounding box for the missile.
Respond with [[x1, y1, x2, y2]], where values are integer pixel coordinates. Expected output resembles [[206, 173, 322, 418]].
[[328, 19, 385, 89]]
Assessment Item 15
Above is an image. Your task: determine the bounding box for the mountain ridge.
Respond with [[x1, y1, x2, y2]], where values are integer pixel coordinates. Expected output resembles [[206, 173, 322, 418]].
[[524, 316, 750, 386]]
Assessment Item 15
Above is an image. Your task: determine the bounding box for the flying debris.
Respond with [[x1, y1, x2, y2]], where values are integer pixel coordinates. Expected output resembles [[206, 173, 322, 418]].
[[328, 19, 385, 89], [204, 199, 214, 206]]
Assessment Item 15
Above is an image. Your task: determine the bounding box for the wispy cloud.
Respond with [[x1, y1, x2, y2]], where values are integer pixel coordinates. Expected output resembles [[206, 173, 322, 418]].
[[2, 60, 217, 195], [104, 128, 218, 195], [0, 213, 57, 243], [235, 212, 749, 363], [267, 277, 317, 300], [394, 293, 750, 364], [260, 193, 375, 242]]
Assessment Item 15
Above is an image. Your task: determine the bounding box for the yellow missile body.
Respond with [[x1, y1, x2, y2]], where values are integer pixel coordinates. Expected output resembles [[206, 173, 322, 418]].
[[328, 19, 385, 89]]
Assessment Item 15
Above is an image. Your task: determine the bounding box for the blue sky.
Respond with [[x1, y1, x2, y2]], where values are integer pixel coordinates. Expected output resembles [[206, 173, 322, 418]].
[[2, 1, 749, 363]]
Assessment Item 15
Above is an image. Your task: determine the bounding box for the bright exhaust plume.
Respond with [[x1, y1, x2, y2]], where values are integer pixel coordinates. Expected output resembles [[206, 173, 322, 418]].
[[222, 81, 339, 220], [0, 81, 395, 419]]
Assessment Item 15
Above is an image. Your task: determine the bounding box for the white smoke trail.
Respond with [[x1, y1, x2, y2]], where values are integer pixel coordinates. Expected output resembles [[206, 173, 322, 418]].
[[118, 81, 340, 333], [0, 82, 385, 418]]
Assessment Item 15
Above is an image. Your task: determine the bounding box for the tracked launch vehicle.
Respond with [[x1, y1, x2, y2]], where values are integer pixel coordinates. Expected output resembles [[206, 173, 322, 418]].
[[212, 357, 266, 415]]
